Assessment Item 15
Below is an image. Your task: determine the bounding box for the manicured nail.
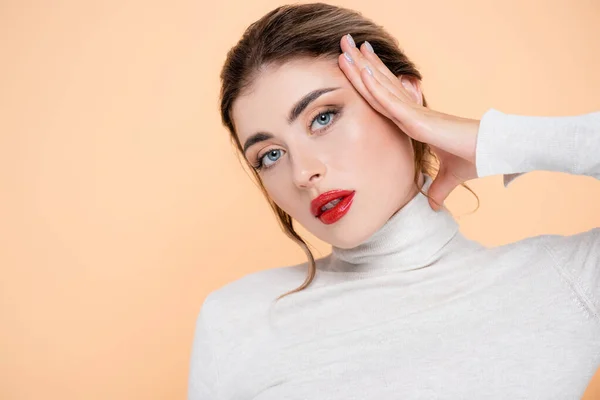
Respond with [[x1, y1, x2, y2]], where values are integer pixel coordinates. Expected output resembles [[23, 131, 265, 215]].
[[364, 66, 373, 76], [346, 33, 355, 48], [400, 75, 411, 90], [364, 41, 374, 53], [343, 52, 354, 64]]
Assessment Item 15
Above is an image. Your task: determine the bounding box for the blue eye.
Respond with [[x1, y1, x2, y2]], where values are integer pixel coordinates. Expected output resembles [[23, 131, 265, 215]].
[[260, 149, 284, 168], [310, 111, 336, 131]]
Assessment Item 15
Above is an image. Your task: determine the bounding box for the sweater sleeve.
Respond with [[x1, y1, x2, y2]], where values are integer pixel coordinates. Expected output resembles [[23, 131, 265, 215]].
[[475, 108, 600, 187], [188, 297, 221, 400], [475, 108, 600, 321]]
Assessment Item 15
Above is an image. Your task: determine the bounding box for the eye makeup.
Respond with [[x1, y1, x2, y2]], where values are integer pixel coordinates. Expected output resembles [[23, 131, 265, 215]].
[[251, 105, 344, 171]]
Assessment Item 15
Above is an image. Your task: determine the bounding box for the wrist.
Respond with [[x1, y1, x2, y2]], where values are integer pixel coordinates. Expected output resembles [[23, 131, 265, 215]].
[[466, 119, 480, 164]]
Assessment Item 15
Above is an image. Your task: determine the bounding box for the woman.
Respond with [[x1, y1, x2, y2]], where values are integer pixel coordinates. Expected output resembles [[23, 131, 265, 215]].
[[189, 3, 599, 399]]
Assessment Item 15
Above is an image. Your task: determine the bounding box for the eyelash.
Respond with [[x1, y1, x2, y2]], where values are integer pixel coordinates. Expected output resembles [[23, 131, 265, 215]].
[[307, 107, 340, 134], [251, 107, 341, 171]]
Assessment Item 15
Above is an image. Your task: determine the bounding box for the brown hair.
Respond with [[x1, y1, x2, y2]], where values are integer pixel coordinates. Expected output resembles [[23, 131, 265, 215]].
[[219, 2, 477, 301]]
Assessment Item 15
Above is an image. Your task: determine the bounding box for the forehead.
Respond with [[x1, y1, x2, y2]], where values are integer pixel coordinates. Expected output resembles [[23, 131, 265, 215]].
[[232, 57, 348, 140]]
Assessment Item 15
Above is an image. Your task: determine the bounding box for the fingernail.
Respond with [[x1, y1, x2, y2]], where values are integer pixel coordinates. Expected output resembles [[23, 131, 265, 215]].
[[343, 52, 354, 64], [364, 66, 373, 76], [364, 41, 374, 53], [400, 75, 411, 90], [346, 33, 355, 48]]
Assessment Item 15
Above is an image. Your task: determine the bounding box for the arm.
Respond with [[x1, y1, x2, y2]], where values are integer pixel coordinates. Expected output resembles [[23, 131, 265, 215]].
[[188, 297, 220, 400], [475, 109, 600, 186], [476, 108, 600, 320]]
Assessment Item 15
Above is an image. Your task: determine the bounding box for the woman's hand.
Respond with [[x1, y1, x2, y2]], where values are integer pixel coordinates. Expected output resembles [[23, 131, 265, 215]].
[[338, 34, 481, 211]]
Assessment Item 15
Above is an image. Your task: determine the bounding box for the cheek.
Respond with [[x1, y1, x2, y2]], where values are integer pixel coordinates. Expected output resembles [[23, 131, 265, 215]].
[[338, 113, 414, 173], [259, 168, 297, 209]]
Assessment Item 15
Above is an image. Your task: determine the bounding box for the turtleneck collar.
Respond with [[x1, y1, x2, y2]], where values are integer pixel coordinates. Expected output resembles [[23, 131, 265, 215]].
[[320, 174, 460, 275]]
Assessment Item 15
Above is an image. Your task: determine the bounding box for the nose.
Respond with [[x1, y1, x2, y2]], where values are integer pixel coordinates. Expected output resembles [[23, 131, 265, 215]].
[[291, 150, 326, 190]]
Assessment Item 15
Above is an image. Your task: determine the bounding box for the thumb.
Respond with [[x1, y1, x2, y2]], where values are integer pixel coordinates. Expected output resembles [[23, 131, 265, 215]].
[[427, 169, 457, 211]]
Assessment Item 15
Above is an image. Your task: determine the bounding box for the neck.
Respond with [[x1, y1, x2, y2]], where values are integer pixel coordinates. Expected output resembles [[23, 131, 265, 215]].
[[322, 174, 460, 275]]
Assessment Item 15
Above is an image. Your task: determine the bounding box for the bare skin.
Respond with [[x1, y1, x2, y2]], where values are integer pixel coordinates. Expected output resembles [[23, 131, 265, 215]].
[[232, 36, 481, 249], [338, 34, 480, 211]]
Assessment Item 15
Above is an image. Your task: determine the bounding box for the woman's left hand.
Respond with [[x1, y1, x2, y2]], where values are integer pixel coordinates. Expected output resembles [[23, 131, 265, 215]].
[[338, 34, 481, 211]]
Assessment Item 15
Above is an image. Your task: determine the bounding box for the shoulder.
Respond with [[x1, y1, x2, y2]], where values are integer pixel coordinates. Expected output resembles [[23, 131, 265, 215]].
[[482, 228, 600, 275], [486, 227, 598, 251], [533, 227, 600, 270], [472, 227, 599, 269], [519, 227, 599, 261], [196, 258, 314, 330], [207, 260, 311, 303]]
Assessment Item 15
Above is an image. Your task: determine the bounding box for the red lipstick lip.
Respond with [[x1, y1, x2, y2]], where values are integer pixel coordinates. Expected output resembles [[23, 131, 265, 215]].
[[311, 189, 356, 218]]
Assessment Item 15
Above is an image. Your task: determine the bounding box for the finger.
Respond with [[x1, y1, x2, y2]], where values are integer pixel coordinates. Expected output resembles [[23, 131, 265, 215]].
[[343, 40, 412, 105], [427, 169, 458, 211], [341, 35, 416, 128], [338, 36, 390, 118], [359, 42, 413, 103], [360, 65, 412, 127], [341, 38, 416, 127], [337, 53, 388, 117]]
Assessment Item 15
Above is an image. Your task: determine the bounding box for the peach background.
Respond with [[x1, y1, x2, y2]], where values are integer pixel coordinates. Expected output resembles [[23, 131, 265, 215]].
[[1, 0, 599, 398]]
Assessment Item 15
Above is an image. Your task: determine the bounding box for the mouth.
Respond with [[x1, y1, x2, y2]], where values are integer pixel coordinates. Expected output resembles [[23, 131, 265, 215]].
[[311, 190, 356, 225]]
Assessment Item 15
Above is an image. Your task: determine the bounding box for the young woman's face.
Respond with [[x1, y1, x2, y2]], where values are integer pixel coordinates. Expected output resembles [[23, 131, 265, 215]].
[[232, 57, 421, 249]]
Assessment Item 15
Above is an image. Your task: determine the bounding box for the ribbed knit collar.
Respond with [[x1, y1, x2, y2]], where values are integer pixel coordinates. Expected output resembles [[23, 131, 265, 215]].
[[322, 174, 460, 274]]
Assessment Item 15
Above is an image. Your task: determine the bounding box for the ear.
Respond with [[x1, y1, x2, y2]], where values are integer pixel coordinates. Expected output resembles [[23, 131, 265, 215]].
[[398, 75, 423, 106]]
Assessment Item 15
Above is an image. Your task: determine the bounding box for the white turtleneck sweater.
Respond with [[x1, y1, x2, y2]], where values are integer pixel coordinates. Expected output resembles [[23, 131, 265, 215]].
[[188, 109, 600, 400]]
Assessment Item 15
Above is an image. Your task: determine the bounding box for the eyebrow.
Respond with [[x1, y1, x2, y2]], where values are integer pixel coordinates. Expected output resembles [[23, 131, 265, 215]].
[[242, 87, 341, 154]]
